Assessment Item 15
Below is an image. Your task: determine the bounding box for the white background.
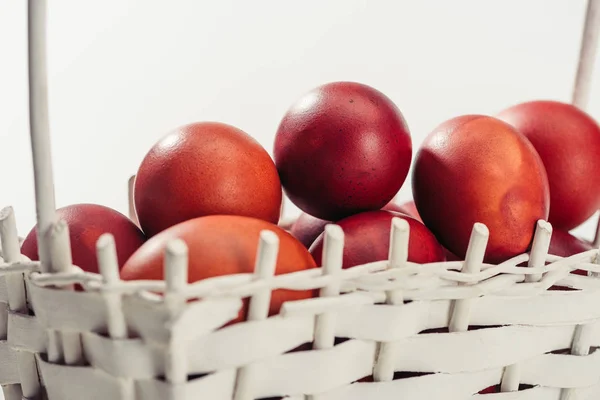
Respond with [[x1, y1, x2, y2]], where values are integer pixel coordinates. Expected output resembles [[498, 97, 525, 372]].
[[1, 0, 599, 242]]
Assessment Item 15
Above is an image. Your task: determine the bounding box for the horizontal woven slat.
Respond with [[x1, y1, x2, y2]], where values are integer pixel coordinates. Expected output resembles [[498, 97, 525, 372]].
[[520, 351, 600, 389], [81, 333, 163, 379], [469, 387, 561, 400], [28, 283, 108, 333], [320, 368, 502, 400], [123, 296, 242, 344], [7, 312, 45, 352], [135, 370, 236, 400], [37, 356, 129, 400], [245, 339, 375, 398], [316, 371, 600, 400], [335, 301, 449, 341], [392, 325, 593, 374], [335, 291, 600, 342], [0, 341, 20, 385], [555, 273, 600, 289], [188, 314, 314, 373], [471, 291, 600, 325]]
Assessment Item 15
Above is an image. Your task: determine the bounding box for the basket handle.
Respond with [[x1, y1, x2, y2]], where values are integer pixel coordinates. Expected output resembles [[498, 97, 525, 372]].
[[27, 0, 58, 274]]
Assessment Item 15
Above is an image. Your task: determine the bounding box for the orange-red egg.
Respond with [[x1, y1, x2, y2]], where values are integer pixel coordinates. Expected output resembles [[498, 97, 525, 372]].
[[309, 210, 445, 268], [21, 204, 146, 273], [412, 115, 550, 263], [274, 82, 412, 221], [121, 215, 316, 322], [134, 122, 282, 237], [498, 101, 600, 231]]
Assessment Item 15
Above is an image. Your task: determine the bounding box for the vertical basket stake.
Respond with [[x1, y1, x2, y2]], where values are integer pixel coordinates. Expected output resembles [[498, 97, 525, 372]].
[[27, 0, 57, 274], [96, 233, 134, 400], [305, 225, 344, 400], [0, 207, 28, 313], [448, 223, 488, 333], [233, 230, 279, 400], [164, 239, 189, 386], [500, 220, 551, 393], [313, 224, 344, 350], [525, 220, 553, 283], [372, 217, 409, 382], [97, 234, 128, 339], [48, 220, 84, 366], [0, 207, 41, 399]]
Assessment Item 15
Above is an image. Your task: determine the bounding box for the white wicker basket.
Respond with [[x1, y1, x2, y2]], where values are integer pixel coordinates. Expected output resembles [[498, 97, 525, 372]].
[[4, 1, 600, 399]]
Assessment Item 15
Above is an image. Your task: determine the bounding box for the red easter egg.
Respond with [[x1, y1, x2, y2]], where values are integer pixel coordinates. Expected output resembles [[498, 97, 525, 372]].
[[21, 204, 146, 273], [412, 115, 550, 263], [498, 101, 600, 230], [309, 210, 445, 268], [121, 215, 316, 323], [274, 82, 412, 221], [135, 122, 282, 237]]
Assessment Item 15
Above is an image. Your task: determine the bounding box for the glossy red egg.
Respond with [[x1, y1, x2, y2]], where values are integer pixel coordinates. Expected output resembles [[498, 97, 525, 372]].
[[121, 215, 316, 322], [412, 115, 550, 263], [135, 122, 282, 237], [21, 204, 146, 273], [274, 82, 412, 221], [498, 101, 600, 230], [309, 210, 445, 268]]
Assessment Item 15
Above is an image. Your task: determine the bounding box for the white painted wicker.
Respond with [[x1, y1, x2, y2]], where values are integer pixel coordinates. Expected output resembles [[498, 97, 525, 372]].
[[4, 1, 600, 399]]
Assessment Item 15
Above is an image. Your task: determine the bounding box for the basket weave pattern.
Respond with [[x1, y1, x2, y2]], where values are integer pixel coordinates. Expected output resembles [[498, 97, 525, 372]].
[[1, 213, 600, 400]]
